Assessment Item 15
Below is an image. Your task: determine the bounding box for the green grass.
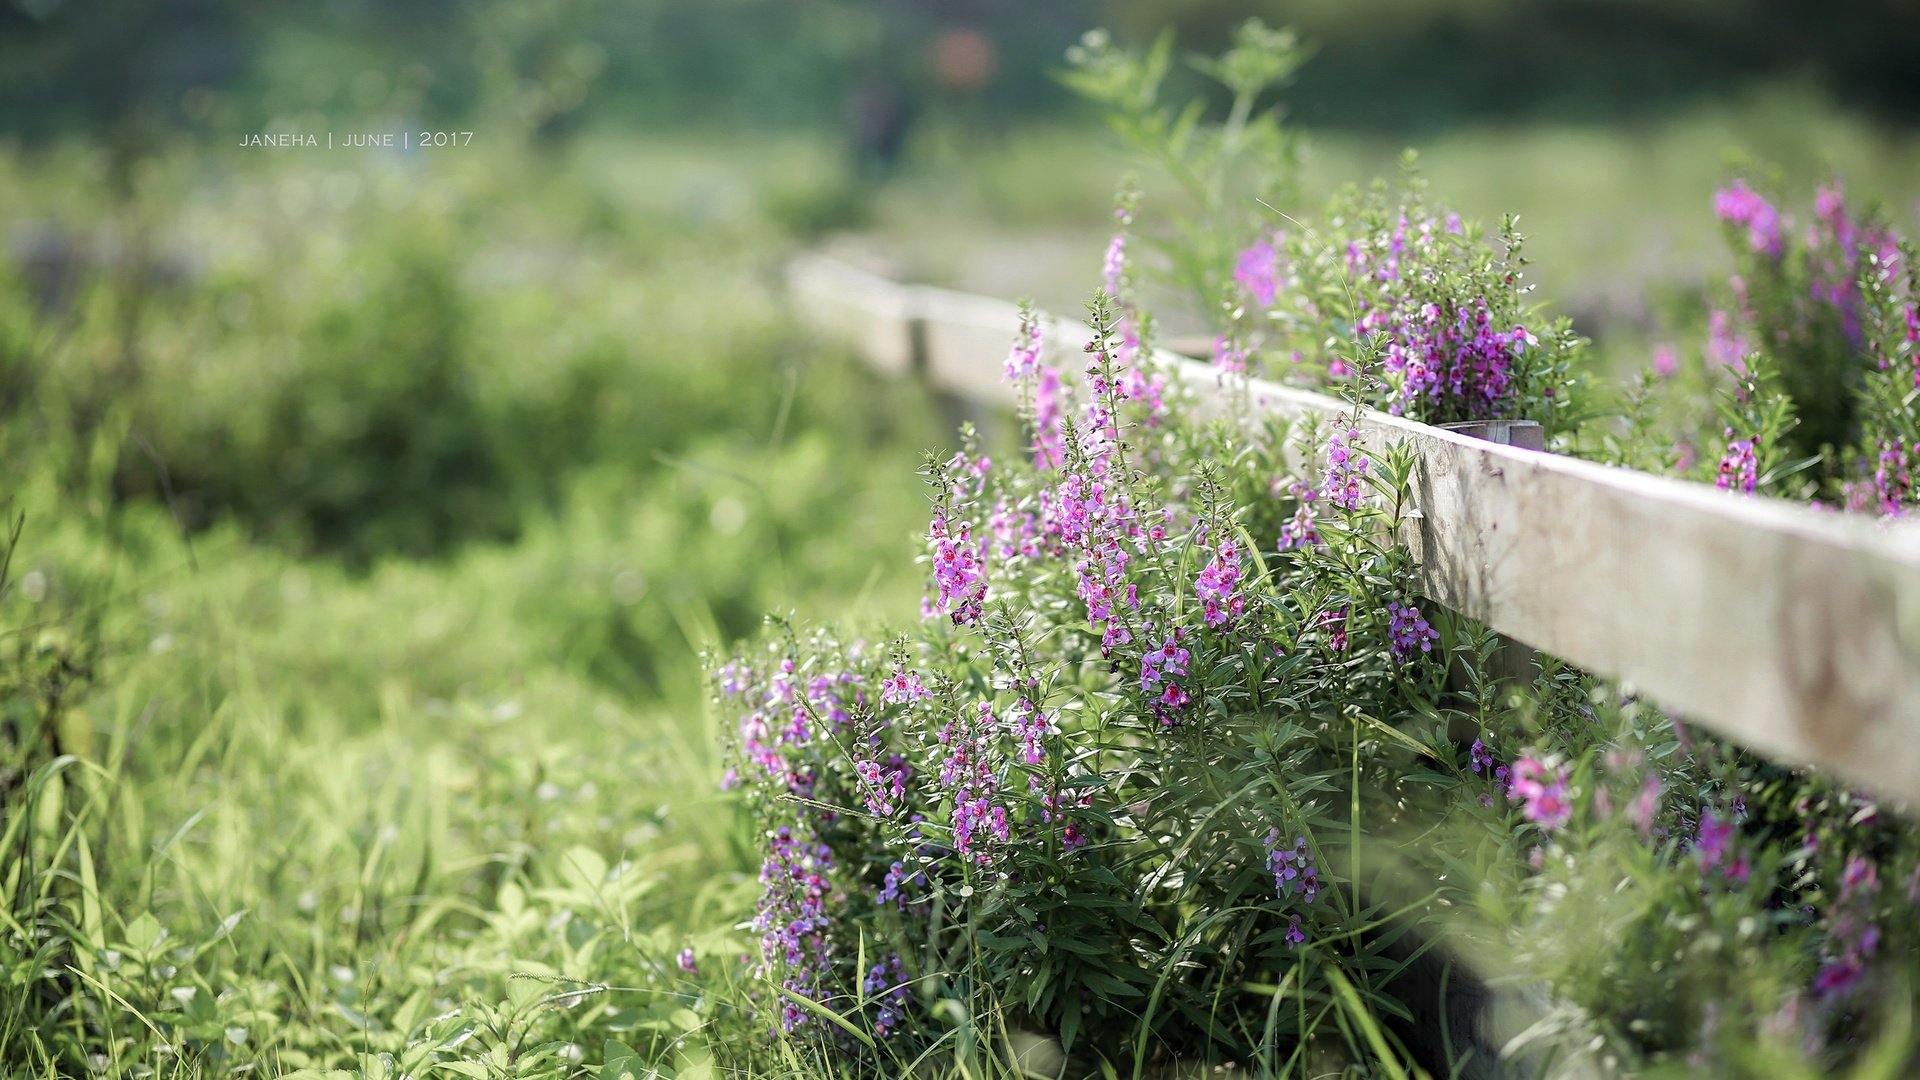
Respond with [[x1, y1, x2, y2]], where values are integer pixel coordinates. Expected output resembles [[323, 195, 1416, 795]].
[[0, 134, 940, 1077]]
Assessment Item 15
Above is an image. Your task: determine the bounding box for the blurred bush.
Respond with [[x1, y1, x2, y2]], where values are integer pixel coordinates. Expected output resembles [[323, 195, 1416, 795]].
[[1, 144, 936, 588]]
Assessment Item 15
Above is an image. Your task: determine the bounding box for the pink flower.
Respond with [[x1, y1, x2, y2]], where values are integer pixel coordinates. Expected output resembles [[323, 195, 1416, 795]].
[[881, 667, 931, 705], [1235, 238, 1281, 307], [1652, 344, 1678, 378], [1627, 775, 1660, 835], [1713, 180, 1784, 258], [1507, 755, 1573, 831], [1103, 234, 1127, 297], [1004, 315, 1043, 381]]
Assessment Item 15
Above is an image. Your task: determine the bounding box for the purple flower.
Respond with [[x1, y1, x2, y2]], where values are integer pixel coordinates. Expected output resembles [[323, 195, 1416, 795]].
[[677, 947, 697, 974], [1713, 180, 1784, 258], [1715, 429, 1759, 495], [1695, 813, 1736, 872], [752, 827, 837, 1031], [1006, 698, 1054, 766], [1321, 427, 1370, 511], [1266, 828, 1322, 904], [937, 703, 1008, 864], [1815, 856, 1885, 1001], [1193, 538, 1245, 629], [1153, 680, 1192, 726], [1103, 233, 1127, 297], [1386, 601, 1439, 658], [1318, 606, 1349, 652], [927, 511, 988, 625], [1705, 310, 1748, 372], [1469, 739, 1494, 775], [1212, 334, 1249, 377], [1866, 440, 1914, 518], [1284, 913, 1307, 950], [1379, 298, 1526, 421], [854, 753, 911, 818], [864, 954, 911, 1037], [1841, 855, 1879, 901], [1005, 315, 1043, 381], [1814, 957, 1866, 998], [1235, 238, 1281, 307], [877, 860, 924, 912], [880, 667, 930, 705], [1277, 480, 1320, 551], [1140, 627, 1191, 688]]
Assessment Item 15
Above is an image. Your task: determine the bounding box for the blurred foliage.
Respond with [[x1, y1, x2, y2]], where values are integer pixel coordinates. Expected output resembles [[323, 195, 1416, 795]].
[[5, 0, 1920, 171]]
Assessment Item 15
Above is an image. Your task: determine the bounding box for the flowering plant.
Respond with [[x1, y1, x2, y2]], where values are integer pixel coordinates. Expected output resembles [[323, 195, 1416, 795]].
[[714, 280, 1480, 1069], [1647, 174, 1919, 515], [705, 26, 1920, 1079]]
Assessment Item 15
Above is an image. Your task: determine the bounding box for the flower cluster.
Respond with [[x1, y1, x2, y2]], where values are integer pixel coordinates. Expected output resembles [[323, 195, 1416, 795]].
[[724, 658, 867, 799], [927, 510, 987, 626], [864, 954, 911, 1037], [1469, 738, 1495, 775], [854, 752, 910, 818], [1193, 537, 1246, 628], [1317, 606, 1349, 652], [1693, 812, 1751, 885], [1320, 426, 1370, 511], [1814, 856, 1883, 1000], [937, 702, 1009, 863], [1714, 430, 1759, 495], [1104, 233, 1127, 298], [1005, 309, 1044, 382], [877, 859, 925, 913], [1713, 180, 1784, 259], [1226, 192, 1574, 426], [1276, 480, 1320, 550], [1266, 829, 1322, 904], [881, 665, 931, 705], [1212, 333, 1249, 377], [1139, 627, 1190, 689], [1845, 439, 1915, 517], [1384, 298, 1536, 421], [1386, 601, 1438, 659], [753, 827, 838, 1032], [1705, 309, 1749, 372]]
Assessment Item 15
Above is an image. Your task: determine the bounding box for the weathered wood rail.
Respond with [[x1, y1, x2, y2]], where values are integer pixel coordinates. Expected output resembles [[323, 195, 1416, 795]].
[[790, 253, 1920, 804]]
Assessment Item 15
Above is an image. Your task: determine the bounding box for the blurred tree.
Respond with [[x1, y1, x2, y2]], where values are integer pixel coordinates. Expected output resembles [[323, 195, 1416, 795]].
[[1112, 0, 1920, 133], [0, 0, 252, 193], [4, 0, 1918, 158]]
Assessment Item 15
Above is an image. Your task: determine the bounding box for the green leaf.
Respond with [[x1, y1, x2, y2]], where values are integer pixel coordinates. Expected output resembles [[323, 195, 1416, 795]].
[[772, 986, 875, 1049], [558, 846, 610, 895], [122, 911, 165, 955], [601, 1040, 642, 1080]]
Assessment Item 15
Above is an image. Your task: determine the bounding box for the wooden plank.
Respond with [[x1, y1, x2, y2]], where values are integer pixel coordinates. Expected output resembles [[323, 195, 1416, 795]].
[[786, 254, 919, 376], [789, 256, 1920, 803]]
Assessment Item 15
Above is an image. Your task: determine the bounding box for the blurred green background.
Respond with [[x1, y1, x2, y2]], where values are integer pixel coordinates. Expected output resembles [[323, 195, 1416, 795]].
[[2, 1, 1919, 1074]]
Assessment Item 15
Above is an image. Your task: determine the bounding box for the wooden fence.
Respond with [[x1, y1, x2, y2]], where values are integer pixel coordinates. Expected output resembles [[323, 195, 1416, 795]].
[[790, 253, 1920, 804]]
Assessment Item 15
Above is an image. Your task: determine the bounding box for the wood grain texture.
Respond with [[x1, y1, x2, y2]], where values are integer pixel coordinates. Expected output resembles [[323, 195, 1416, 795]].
[[788, 255, 1920, 802]]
